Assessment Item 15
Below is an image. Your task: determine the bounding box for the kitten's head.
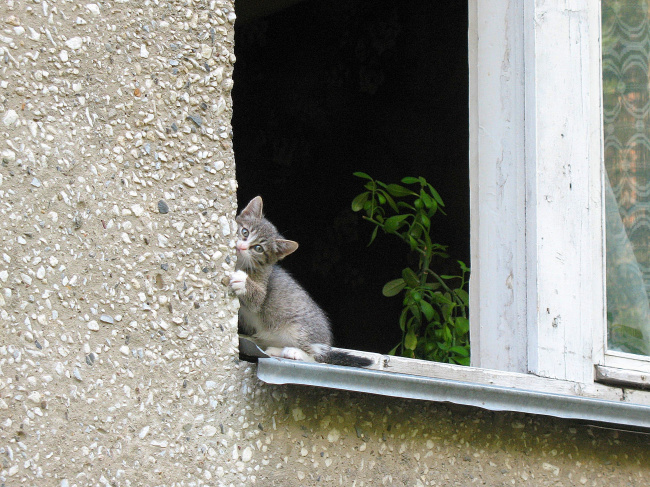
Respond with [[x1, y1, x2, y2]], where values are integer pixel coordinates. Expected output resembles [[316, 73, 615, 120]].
[[235, 196, 299, 272]]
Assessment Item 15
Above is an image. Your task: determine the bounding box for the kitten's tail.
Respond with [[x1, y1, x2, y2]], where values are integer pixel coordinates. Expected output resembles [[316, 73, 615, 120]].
[[326, 350, 373, 368]]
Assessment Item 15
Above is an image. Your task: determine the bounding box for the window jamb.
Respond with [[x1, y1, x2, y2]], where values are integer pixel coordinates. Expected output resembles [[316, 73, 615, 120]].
[[468, 0, 528, 374]]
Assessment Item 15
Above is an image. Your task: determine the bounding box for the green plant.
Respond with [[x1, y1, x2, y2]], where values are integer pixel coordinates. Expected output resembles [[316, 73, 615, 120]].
[[352, 172, 470, 365]]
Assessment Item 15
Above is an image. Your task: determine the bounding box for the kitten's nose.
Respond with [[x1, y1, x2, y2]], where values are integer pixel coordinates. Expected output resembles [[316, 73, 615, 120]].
[[236, 241, 249, 251]]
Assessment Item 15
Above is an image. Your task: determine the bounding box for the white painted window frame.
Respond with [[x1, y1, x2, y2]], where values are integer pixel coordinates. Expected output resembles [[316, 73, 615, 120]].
[[471, 0, 650, 388]]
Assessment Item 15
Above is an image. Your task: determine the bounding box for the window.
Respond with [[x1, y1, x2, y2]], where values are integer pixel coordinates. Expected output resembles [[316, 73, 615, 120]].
[[232, 0, 469, 355], [469, 0, 650, 395], [602, 0, 650, 381], [234, 0, 650, 426]]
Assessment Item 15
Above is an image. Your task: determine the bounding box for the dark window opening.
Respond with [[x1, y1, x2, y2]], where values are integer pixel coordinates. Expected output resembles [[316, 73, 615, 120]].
[[232, 0, 469, 354]]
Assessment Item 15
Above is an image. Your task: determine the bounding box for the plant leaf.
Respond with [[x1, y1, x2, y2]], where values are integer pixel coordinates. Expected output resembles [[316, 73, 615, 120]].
[[404, 331, 417, 350], [408, 235, 418, 250], [423, 282, 441, 290], [409, 304, 421, 322], [386, 184, 415, 197], [367, 226, 379, 247], [399, 308, 409, 331], [378, 190, 399, 212], [384, 214, 409, 233], [431, 293, 455, 306], [401, 267, 420, 287], [450, 345, 469, 357], [454, 316, 470, 335], [401, 176, 420, 184], [351, 192, 369, 212], [353, 171, 372, 180], [420, 300, 435, 321], [418, 213, 430, 230], [420, 190, 434, 209], [443, 323, 453, 342], [382, 278, 406, 297], [454, 289, 469, 306], [427, 184, 445, 206], [410, 222, 423, 239]]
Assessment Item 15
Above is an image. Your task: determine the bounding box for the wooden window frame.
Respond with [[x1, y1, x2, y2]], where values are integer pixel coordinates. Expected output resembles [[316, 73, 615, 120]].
[[471, 0, 604, 382], [472, 0, 650, 388]]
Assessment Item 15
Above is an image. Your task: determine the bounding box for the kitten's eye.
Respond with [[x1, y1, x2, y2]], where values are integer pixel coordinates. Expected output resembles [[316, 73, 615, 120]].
[[241, 228, 249, 238], [253, 245, 264, 253]]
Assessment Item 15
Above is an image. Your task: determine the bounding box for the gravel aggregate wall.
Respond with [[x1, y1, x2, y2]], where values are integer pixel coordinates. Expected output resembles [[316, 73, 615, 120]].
[[1, 1, 649, 485]]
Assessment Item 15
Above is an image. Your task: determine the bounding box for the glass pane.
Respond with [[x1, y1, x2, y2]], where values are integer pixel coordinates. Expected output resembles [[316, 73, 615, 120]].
[[604, 0, 650, 356]]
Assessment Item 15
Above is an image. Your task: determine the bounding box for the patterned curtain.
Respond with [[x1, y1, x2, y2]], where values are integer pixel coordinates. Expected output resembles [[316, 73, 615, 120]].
[[604, 0, 650, 355]]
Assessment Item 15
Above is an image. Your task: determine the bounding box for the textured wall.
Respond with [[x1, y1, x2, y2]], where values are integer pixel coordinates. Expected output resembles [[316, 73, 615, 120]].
[[0, 0, 242, 484], [0, 0, 649, 486]]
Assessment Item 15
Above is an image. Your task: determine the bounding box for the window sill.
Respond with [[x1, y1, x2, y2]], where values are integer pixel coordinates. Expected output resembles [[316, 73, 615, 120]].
[[595, 364, 650, 390], [240, 338, 650, 430]]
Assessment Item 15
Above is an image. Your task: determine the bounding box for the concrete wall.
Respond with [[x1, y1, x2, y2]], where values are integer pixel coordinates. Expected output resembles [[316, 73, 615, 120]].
[[0, 0, 648, 485]]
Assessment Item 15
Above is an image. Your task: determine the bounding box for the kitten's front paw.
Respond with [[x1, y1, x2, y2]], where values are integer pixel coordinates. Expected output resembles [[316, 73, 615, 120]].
[[281, 347, 310, 361], [265, 347, 316, 362], [229, 270, 247, 296]]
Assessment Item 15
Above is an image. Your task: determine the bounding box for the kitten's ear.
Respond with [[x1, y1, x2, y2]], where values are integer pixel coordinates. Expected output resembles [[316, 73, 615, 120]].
[[238, 196, 263, 220], [276, 239, 299, 260]]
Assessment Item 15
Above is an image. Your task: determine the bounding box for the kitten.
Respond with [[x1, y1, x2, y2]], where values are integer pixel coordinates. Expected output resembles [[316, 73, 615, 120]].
[[230, 196, 372, 367]]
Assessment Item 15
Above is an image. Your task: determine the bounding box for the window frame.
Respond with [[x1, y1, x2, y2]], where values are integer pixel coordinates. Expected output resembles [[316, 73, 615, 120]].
[[470, 0, 650, 386], [470, 0, 606, 385], [242, 0, 650, 423]]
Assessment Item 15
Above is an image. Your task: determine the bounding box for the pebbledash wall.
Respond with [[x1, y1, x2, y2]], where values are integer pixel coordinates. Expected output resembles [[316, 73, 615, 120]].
[[0, 1, 648, 486]]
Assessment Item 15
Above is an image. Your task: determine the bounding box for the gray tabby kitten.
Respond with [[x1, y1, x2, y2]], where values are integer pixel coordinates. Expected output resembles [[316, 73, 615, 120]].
[[230, 196, 372, 367]]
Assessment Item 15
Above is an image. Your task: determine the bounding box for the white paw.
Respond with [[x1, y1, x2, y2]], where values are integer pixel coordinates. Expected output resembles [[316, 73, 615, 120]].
[[282, 347, 307, 361], [264, 347, 315, 362], [264, 347, 284, 358], [282, 347, 315, 362], [229, 270, 247, 296]]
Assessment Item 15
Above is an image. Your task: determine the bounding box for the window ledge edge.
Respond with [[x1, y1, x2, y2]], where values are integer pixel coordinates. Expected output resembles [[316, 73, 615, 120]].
[[256, 356, 650, 430]]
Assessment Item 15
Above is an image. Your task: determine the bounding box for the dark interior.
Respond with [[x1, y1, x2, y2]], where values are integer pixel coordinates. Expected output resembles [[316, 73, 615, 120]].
[[232, 0, 468, 353]]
